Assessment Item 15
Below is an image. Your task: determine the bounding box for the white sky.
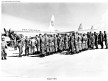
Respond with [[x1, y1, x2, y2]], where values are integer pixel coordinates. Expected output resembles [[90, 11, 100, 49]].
[[1, 3, 108, 32]]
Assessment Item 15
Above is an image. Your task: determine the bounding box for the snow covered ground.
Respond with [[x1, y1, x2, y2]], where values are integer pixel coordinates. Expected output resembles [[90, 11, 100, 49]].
[[0, 48, 108, 80]]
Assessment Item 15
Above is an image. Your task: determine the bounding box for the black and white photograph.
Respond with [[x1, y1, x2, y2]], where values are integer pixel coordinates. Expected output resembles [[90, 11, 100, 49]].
[[1, 0, 108, 81]]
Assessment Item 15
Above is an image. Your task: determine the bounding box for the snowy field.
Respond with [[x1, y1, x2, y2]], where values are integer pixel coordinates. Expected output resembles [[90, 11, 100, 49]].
[[0, 48, 108, 80]]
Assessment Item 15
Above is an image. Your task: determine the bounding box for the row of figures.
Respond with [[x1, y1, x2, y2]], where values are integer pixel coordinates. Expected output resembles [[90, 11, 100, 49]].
[[1, 31, 108, 60]]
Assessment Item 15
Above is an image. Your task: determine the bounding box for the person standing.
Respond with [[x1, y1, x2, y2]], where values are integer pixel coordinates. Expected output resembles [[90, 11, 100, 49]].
[[41, 35, 46, 56], [98, 31, 104, 49], [1, 36, 7, 60], [103, 31, 108, 49], [52, 34, 55, 53], [78, 33, 82, 52], [39, 34, 43, 56], [85, 34, 88, 50], [35, 35, 38, 53], [65, 34, 69, 51], [29, 37, 32, 55], [25, 36, 30, 56], [37, 34, 41, 53], [46, 35, 50, 55], [87, 32, 91, 49], [32, 37, 36, 54], [74, 32, 79, 53], [70, 32, 75, 54], [59, 35, 63, 52], [45, 34, 50, 55], [94, 32, 98, 49], [82, 33, 86, 50], [57, 34, 60, 52], [44, 34, 48, 55], [54, 34, 58, 53], [91, 33, 95, 49], [49, 35, 52, 54], [61, 35, 65, 51], [18, 36, 24, 57]]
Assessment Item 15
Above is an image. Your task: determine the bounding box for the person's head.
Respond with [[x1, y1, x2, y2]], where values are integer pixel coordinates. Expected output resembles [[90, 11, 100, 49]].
[[36, 35, 38, 37], [39, 34, 41, 36], [72, 31, 75, 36], [53, 34, 56, 37], [83, 33, 85, 36], [87, 32, 89, 35], [65, 33, 67, 36], [76, 32, 78, 35], [99, 31, 102, 34], [104, 31, 106, 34], [57, 33, 60, 36], [44, 33, 47, 37], [94, 32, 96, 34], [39, 34, 42, 37]]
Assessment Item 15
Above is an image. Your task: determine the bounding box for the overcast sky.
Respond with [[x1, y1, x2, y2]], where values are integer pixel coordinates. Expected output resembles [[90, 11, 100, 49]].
[[2, 3, 108, 31]]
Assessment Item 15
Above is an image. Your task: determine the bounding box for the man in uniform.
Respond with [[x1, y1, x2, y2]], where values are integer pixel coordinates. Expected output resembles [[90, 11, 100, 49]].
[[31, 37, 36, 54], [85, 34, 88, 50], [87, 32, 90, 49], [61, 35, 65, 51], [17, 34, 24, 57], [50, 35, 54, 54], [60, 35, 64, 52], [54, 34, 58, 53], [41, 35, 46, 56], [64, 34, 69, 51], [87, 32, 92, 49], [94, 32, 98, 49], [39, 34, 44, 56], [1, 36, 7, 60], [81, 33, 84, 51], [82, 33, 86, 50], [52, 34, 55, 54], [14, 34, 17, 50], [44, 34, 48, 55], [57, 34, 61, 52], [98, 31, 104, 49], [74, 32, 79, 53], [35, 35, 38, 53], [45, 34, 50, 56], [46, 35, 50, 55], [78, 33, 82, 52], [91, 33, 95, 49], [103, 31, 108, 49], [68, 33, 71, 54], [70, 32, 75, 54], [25, 36, 30, 56], [49, 35, 52, 55], [37, 34, 41, 53], [29, 36, 32, 55]]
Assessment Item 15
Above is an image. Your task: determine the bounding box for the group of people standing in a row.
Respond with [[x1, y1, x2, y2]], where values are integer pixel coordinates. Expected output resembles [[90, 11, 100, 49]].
[[23, 31, 108, 56], [1, 30, 108, 60]]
